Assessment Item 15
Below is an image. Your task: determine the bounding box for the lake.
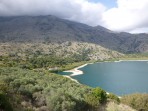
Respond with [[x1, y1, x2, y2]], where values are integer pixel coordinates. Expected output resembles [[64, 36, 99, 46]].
[[59, 61, 148, 96]]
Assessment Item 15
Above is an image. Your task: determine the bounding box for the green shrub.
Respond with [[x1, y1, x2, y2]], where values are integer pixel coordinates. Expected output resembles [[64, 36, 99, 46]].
[[0, 67, 92, 111], [107, 93, 120, 103], [0, 82, 9, 93], [0, 93, 13, 111], [47, 93, 76, 111], [121, 93, 148, 111], [92, 87, 107, 104], [84, 93, 100, 110]]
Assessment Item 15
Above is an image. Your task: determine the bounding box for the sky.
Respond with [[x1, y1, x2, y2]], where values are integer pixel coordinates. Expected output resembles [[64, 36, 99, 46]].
[[89, 0, 117, 8], [0, 0, 148, 33]]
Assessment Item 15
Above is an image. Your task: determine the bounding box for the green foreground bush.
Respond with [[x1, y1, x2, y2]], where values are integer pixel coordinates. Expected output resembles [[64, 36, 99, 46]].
[[121, 93, 148, 111], [107, 93, 120, 103], [0, 67, 108, 111]]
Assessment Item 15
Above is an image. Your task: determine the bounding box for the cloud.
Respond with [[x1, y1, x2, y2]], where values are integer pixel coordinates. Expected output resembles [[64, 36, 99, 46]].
[[1, 0, 148, 33], [130, 27, 148, 34], [102, 0, 148, 32], [0, 0, 106, 26]]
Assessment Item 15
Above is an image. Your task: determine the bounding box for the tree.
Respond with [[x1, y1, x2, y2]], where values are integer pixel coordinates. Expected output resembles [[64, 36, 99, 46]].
[[92, 87, 107, 104]]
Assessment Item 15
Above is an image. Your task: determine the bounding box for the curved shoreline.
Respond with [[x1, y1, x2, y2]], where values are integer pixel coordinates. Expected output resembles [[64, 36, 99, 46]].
[[62, 63, 88, 84], [61, 60, 148, 97], [63, 75, 79, 83], [114, 60, 148, 62], [63, 64, 88, 77], [63, 59, 148, 78]]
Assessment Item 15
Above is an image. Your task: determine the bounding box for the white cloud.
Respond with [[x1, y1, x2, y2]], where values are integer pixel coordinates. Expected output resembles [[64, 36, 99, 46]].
[[0, 0, 148, 33], [0, 0, 106, 26], [102, 0, 148, 32], [130, 27, 148, 34]]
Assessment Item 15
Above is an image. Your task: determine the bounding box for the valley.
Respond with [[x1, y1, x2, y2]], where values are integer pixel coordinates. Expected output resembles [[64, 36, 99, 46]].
[[1, 15, 148, 111]]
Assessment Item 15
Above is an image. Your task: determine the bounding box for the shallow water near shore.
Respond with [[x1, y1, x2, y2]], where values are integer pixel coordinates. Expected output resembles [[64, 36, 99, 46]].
[[59, 61, 148, 96]]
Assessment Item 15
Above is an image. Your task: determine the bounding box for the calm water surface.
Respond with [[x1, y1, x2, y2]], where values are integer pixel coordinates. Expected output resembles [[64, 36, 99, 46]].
[[59, 61, 148, 95]]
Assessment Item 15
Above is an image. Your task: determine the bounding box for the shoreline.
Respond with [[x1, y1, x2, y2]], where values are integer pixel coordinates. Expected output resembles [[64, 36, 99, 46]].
[[63, 59, 148, 79], [62, 63, 89, 84], [114, 59, 148, 62], [63, 64, 88, 77], [61, 59, 148, 98], [63, 75, 79, 83]]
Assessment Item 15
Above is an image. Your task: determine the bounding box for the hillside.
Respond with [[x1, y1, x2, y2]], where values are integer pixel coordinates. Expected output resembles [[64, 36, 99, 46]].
[[0, 42, 122, 61], [1, 15, 148, 111], [0, 15, 148, 53], [0, 67, 137, 111]]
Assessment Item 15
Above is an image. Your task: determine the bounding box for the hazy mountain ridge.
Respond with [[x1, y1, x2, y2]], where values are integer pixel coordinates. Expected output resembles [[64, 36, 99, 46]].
[[0, 15, 148, 53]]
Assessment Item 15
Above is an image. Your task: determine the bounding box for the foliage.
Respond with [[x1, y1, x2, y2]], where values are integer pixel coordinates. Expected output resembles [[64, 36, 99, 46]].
[[121, 93, 148, 111], [0, 82, 13, 111], [0, 67, 102, 111], [84, 93, 100, 110], [0, 93, 13, 111], [83, 87, 108, 111], [0, 53, 89, 71], [92, 87, 107, 104], [107, 93, 120, 103]]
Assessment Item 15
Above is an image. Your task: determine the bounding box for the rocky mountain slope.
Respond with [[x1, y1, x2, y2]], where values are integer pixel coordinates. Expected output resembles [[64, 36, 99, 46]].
[[0, 15, 148, 53], [0, 42, 122, 61]]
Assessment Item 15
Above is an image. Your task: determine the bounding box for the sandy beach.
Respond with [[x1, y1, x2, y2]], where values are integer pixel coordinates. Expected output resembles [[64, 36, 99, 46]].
[[64, 60, 148, 77], [63, 75, 79, 83], [63, 62, 122, 97], [64, 64, 88, 76], [62, 63, 88, 84], [114, 60, 148, 62], [63, 60, 148, 77]]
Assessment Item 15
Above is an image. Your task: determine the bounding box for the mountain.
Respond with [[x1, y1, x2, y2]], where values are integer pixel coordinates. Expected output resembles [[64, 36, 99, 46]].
[[0, 15, 147, 111], [94, 25, 111, 32], [0, 15, 148, 53]]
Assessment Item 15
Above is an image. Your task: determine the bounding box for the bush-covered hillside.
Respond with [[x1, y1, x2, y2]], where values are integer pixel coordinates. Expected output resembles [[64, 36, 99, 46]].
[[0, 47, 147, 111], [121, 93, 148, 111], [0, 66, 139, 111], [0, 67, 111, 111]]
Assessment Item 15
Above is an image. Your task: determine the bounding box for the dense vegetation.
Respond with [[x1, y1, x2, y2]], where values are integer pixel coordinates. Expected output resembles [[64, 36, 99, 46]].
[[0, 67, 110, 111], [1, 49, 148, 111], [0, 52, 126, 111], [121, 93, 148, 111], [0, 52, 89, 71], [0, 55, 139, 111], [1, 15, 148, 111]]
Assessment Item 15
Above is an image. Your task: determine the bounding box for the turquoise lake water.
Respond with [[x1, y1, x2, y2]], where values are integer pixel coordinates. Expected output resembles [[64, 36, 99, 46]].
[[59, 61, 148, 96]]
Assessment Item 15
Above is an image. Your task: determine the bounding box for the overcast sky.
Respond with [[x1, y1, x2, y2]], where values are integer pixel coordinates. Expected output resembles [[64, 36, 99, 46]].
[[0, 0, 148, 33]]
